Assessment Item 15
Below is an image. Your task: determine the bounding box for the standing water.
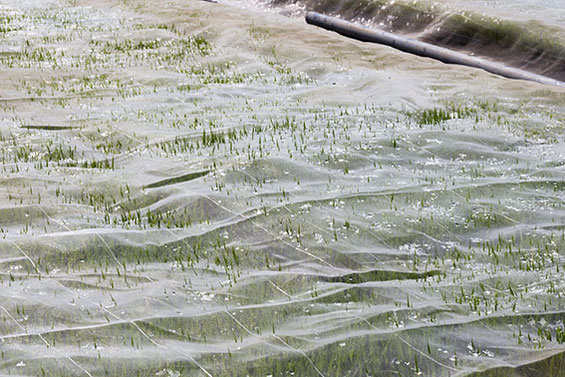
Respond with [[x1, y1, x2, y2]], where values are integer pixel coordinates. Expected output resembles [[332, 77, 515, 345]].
[[0, 0, 563, 376]]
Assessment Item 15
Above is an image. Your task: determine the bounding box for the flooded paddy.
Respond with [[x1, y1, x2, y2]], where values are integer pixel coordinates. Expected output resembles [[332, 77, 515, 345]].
[[0, 0, 564, 376]]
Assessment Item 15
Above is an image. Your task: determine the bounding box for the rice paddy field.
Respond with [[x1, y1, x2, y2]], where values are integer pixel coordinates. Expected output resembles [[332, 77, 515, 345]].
[[0, 0, 564, 376]]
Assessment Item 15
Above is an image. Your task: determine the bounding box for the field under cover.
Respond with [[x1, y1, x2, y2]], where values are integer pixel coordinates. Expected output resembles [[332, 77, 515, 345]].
[[0, 0, 564, 376]]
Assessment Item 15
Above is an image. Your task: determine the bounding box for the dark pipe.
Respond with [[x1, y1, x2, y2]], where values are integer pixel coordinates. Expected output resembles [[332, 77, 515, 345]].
[[306, 11, 565, 88]]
